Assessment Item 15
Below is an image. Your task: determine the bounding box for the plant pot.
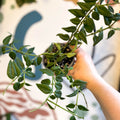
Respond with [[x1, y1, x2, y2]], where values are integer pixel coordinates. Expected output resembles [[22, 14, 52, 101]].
[[43, 43, 75, 69]]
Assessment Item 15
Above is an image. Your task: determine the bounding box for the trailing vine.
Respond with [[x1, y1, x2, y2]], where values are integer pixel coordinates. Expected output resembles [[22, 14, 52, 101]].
[[1, 0, 120, 119]]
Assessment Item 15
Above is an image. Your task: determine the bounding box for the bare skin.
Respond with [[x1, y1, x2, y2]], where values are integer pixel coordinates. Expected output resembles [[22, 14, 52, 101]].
[[68, 48, 120, 120]]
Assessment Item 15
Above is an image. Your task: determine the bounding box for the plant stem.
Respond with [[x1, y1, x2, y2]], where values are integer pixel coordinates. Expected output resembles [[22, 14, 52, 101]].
[[30, 91, 53, 112], [79, 89, 88, 108], [47, 99, 84, 119], [87, 21, 116, 37]]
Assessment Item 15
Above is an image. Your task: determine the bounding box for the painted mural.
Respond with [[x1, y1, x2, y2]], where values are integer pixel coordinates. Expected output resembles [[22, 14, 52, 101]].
[[0, 0, 120, 120]]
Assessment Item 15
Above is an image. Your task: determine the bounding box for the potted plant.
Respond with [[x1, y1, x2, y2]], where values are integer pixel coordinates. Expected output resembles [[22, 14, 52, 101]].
[[1, 0, 120, 119]]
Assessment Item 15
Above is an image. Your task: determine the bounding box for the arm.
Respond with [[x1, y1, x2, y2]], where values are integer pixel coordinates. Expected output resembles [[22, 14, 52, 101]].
[[68, 48, 120, 120]]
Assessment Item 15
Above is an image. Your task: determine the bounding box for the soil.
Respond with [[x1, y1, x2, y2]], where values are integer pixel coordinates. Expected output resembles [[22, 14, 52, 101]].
[[43, 43, 75, 69]]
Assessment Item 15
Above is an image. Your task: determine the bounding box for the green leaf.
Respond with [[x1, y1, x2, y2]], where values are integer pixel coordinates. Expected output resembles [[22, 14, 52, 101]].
[[7, 60, 16, 79], [66, 103, 75, 109], [25, 82, 32, 86], [25, 71, 35, 78], [54, 43, 61, 51], [96, 5, 112, 17], [93, 29, 103, 46], [18, 45, 30, 51], [41, 79, 51, 85], [16, 0, 24, 7], [37, 56, 42, 65], [78, 105, 89, 111], [62, 26, 76, 33], [92, 11, 99, 20], [73, 80, 87, 89], [84, 17, 95, 33], [112, 13, 120, 21], [70, 18, 80, 25], [9, 52, 16, 60], [36, 84, 52, 94], [18, 76, 24, 82], [69, 9, 85, 18], [100, 0, 104, 4], [70, 116, 76, 120], [50, 95, 56, 100], [55, 90, 62, 98], [108, 6, 114, 13], [104, 16, 112, 25], [3, 34, 12, 45], [1, 46, 6, 54], [56, 75, 63, 82], [13, 61, 21, 77], [107, 30, 115, 39], [13, 82, 20, 91], [77, 2, 95, 11], [79, 31, 87, 44], [47, 102, 54, 109], [67, 89, 79, 97], [66, 53, 76, 58], [57, 34, 69, 41], [25, 0, 36, 3], [55, 82, 62, 90], [27, 47, 35, 53], [40, 68, 54, 76], [84, 0, 97, 2], [16, 57, 25, 70], [23, 55, 31, 66]]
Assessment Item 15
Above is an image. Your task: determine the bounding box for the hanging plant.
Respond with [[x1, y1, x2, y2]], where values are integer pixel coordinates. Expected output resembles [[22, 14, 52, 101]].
[[1, 0, 120, 119]]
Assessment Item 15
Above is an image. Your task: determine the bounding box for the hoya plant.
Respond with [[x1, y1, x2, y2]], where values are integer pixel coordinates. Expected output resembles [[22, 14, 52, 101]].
[[1, 0, 120, 119]]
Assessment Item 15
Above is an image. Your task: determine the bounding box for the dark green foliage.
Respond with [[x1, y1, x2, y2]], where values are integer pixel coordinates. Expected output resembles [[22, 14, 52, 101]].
[[27, 47, 35, 54], [67, 89, 79, 97], [93, 29, 103, 46], [78, 105, 89, 111], [66, 103, 75, 109], [37, 56, 42, 65], [55, 90, 62, 98], [40, 68, 54, 76], [47, 102, 54, 109], [18, 76, 24, 82], [104, 16, 112, 25], [57, 34, 69, 41], [96, 5, 112, 17], [7, 60, 21, 79], [16, 57, 25, 70], [92, 11, 99, 20], [9, 52, 16, 60], [36, 84, 52, 94], [84, 17, 95, 33], [55, 82, 62, 90], [23, 55, 31, 66], [77, 2, 95, 12], [25, 70, 35, 78], [2, 1, 120, 119], [70, 116, 76, 120], [16, 0, 36, 7], [13, 82, 21, 91], [3, 34, 12, 45], [70, 18, 80, 25], [41, 79, 51, 85], [107, 30, 115, 39], [69, 9, 85, 18], [62, 26, 76, 33]]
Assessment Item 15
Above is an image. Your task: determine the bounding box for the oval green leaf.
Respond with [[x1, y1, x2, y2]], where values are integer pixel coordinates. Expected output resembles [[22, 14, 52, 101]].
[[36, 84, 52, 94]]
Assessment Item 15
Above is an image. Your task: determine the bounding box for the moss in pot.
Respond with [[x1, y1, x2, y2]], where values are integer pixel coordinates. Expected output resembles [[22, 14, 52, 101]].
[[1, 0, 120, 119]]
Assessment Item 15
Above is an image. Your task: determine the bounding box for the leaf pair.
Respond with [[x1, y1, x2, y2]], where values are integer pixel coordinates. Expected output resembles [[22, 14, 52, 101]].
[[7, 60, 21, 79]]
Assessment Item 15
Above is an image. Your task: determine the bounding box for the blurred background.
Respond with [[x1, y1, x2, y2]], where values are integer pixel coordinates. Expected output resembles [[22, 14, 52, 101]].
[[0, 0, 120, 120]]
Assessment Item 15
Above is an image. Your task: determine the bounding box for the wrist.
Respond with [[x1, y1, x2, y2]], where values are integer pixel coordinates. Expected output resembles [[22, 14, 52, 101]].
[[86, 74, 104, 91]]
